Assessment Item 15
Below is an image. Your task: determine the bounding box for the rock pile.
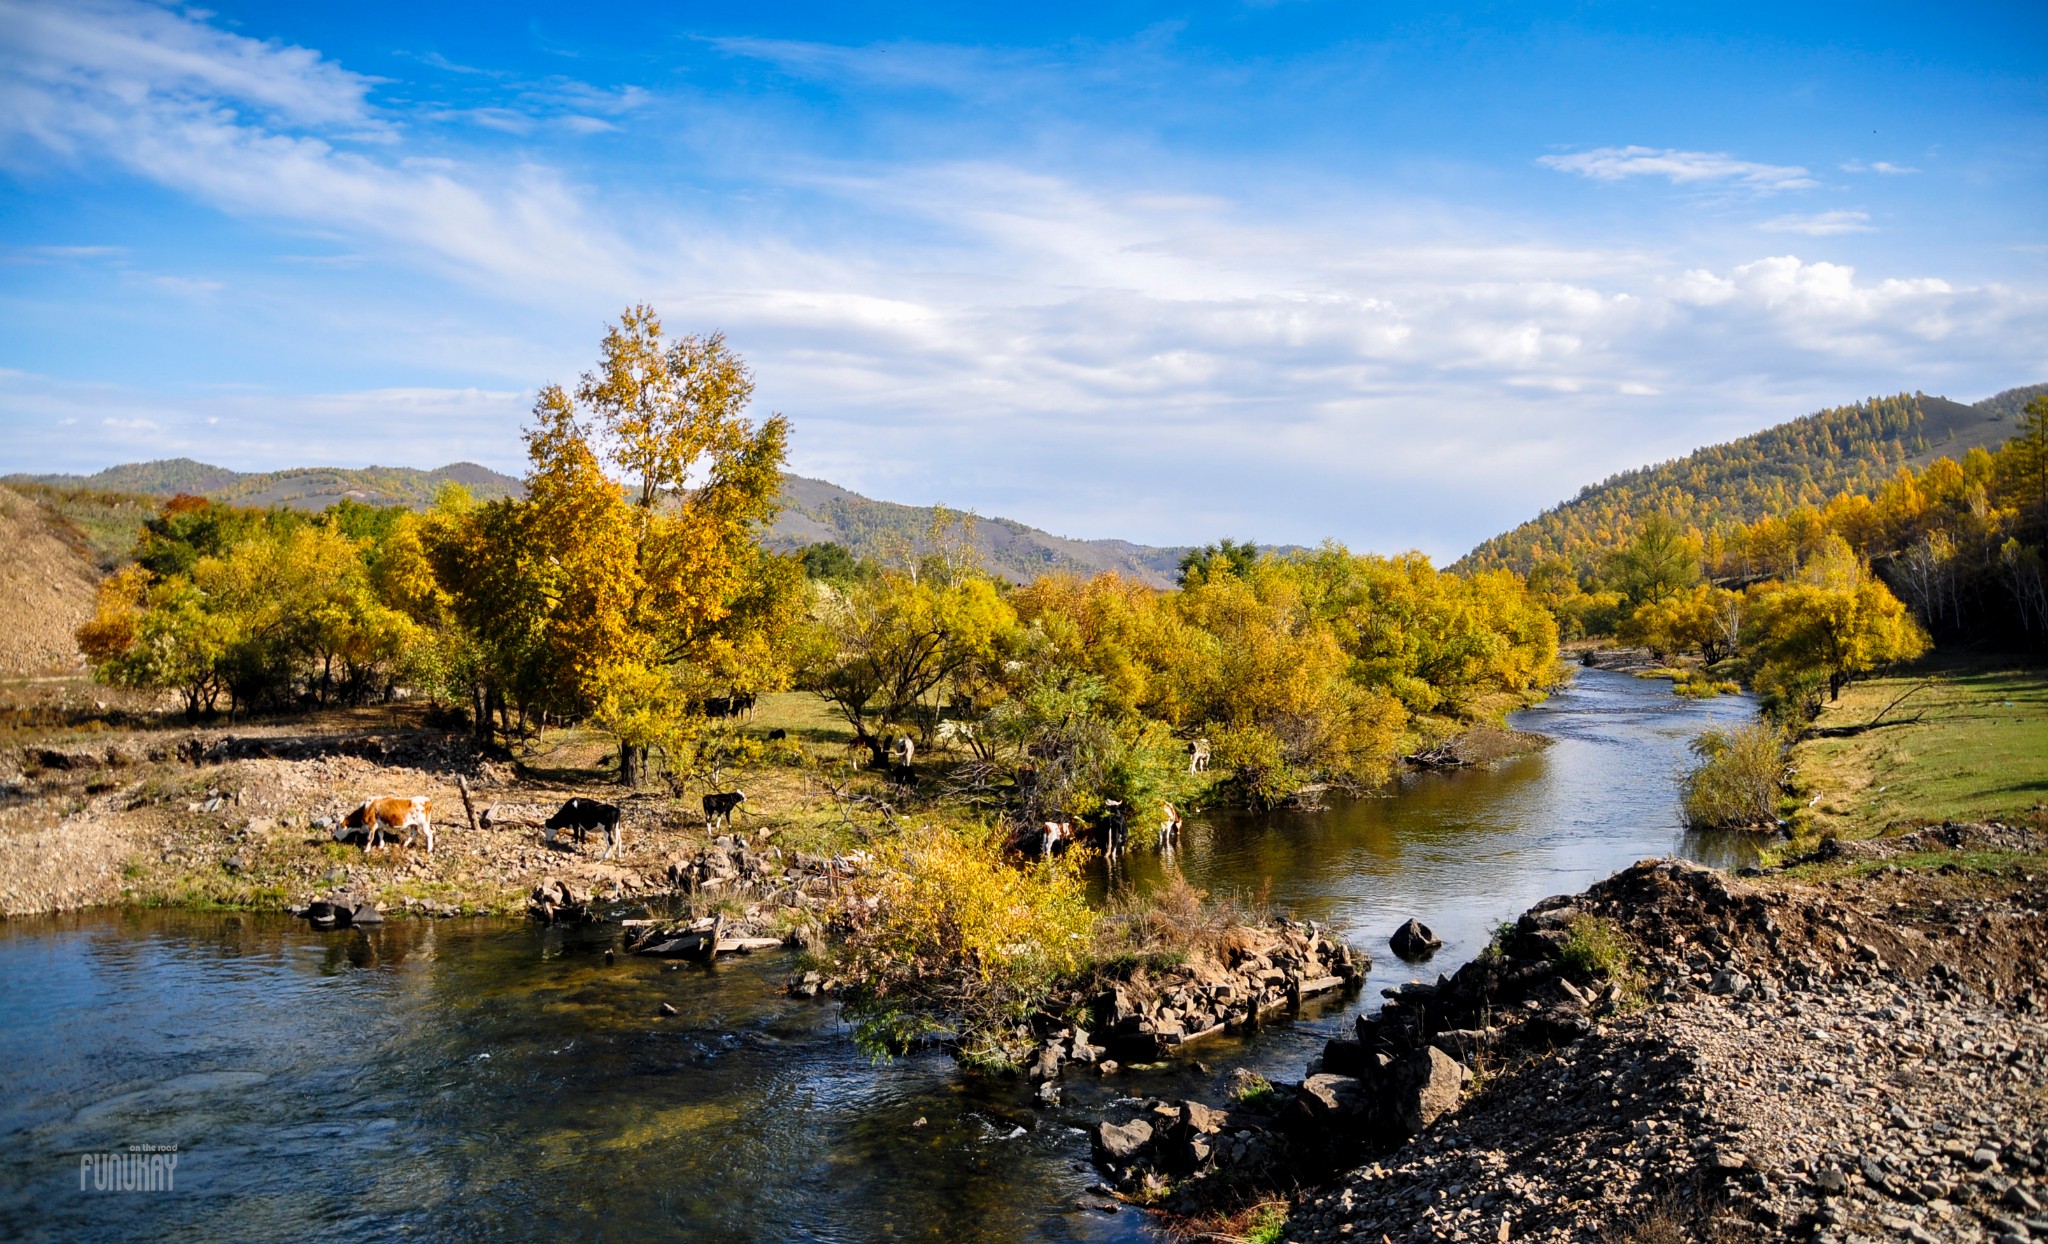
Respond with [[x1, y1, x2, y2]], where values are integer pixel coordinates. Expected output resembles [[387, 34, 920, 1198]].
[[528, 879, 598, 924], [1084, 919, 1363, 1067], [1099, 843, 2048, 1242]]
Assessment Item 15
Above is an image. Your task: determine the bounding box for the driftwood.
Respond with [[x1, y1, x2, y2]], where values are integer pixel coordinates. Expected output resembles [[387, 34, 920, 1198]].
[[627, 912, 785, 961], [1807, 680, 1936, 739], [1404, 743, 1468, 771]]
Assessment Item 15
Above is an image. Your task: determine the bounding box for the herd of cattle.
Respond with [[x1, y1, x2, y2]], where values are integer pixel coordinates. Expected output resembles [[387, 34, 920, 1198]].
[[338, 790, 747, 861], [333, 731, 1214, 863]]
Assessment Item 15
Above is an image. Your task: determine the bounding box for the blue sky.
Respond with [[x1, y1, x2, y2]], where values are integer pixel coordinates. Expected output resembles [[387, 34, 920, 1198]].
[[1, 1, 2043, 557]]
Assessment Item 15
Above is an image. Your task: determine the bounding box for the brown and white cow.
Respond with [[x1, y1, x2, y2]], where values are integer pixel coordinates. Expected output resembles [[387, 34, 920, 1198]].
[[343, 796, 434, 855]]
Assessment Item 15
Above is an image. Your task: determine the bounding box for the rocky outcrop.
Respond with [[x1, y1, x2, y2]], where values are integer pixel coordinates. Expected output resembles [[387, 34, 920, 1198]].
[[1095, 841, 2048, 1241]]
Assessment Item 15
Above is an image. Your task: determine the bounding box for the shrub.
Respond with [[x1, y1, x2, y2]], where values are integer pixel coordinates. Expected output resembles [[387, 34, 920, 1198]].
[[829, 823, 1093, 1065], [1557, 914, 1635, 985], [1680, 723, 1785, 829], [1094, 870, 1262, 965]]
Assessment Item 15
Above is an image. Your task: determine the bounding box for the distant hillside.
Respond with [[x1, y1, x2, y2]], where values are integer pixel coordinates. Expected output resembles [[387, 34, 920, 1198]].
[[2, 458, 1194, 587], [765, 475, 1190, 587], [4, 458, 525, 510], [1458, 384, 2042, 574]]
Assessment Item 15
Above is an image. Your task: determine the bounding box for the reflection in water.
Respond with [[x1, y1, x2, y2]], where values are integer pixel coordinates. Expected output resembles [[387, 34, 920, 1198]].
[[0, 669, 1757, 1243]]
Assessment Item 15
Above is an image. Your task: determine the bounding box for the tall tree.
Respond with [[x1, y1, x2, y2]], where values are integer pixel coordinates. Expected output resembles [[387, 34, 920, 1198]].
[[512, 308, 792, 784]]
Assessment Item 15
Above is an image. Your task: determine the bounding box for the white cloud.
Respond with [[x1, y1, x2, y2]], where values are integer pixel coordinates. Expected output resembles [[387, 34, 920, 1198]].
[[0, 5, 2040, 553], [1758, 210, 1875, 236], [1539, 145, 1817, 191], [1841, 160, 1920, 175]]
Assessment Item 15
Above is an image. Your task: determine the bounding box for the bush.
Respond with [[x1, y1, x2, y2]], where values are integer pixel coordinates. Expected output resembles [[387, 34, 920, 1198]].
[[1557, 914, 1636, 985], [1680, 723, 1785, 829], [829, 823, 1093, 1066]]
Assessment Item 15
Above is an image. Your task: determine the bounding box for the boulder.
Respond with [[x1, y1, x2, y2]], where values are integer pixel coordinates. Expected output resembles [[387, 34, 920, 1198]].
[[1391, 1046, 1469, 1135], [1390, 917, 1443, 960], [1092, 1118, 1155, 1164], [1319, 1037, 1369, 1076], [1289, 1073, 1370, 1129], [348, 902, 385, 926], [1179, 1100, 1229, 1137]]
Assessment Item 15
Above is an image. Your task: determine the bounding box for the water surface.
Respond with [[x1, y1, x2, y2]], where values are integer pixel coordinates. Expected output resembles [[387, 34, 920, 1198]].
[[0, 668, 1756, 1242]]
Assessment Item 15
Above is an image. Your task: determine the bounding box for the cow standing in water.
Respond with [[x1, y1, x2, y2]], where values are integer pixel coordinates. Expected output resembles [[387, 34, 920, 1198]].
[[343, 796, 434, 855], [1102, 799, 1128, 858], [1160, 801, 1184, 852]]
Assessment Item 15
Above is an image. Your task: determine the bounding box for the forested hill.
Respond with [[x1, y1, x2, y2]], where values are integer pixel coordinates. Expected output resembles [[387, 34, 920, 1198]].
[[763, 474, 1190, 587], [1457, 385, 2043, 574], [3, 459, 1195, 587], [5, 458, 524, 509]]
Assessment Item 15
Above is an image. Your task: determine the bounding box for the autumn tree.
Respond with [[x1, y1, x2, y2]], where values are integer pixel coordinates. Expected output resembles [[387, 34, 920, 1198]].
[[483, 307, 793, 784], [1743, 569, 1930, 709], [1600, 514, 1701, 609]]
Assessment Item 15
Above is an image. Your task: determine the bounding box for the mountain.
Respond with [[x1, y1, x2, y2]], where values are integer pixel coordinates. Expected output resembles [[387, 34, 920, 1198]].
[[764, 474, 1190, 587], [4, 458, 525, 510], [2, 459, 1194, 587], [1457, 384, 2043, 574]]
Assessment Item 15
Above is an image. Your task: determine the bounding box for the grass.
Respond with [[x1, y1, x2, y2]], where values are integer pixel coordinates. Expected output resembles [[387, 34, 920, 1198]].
[[1557, 914, 1637, 987], [1777, 848, 2048, 882], [1791, 655, 2048, 839], [1231, 1073, 1280, 1111]]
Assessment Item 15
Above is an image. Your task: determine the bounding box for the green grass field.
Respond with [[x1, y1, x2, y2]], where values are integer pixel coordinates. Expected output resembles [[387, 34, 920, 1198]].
[[1791, 656, 2048, 838]]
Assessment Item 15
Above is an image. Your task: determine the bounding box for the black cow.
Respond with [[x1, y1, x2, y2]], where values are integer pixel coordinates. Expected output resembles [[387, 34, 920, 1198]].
[[703, 790, 746, 830], [545, 797, 623, 860]]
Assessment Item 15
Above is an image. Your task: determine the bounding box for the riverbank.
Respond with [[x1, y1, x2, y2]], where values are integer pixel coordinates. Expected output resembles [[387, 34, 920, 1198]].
[[0, 679, 1559, 922], [1094, 828, 2048, 1243], [1790, 655, 2048, 840]]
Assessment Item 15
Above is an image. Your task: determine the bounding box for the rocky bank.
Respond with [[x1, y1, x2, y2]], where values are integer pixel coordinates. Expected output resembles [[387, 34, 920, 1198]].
[[1095, 827, 2048, 1243]]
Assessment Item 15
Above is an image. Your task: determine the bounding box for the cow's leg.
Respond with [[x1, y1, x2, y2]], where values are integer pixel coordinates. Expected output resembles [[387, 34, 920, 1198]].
[[421, 818, 434, 856]]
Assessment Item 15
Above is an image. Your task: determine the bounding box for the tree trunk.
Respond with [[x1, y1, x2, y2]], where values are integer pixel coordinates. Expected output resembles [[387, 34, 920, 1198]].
[[620, 741, 648, 787]]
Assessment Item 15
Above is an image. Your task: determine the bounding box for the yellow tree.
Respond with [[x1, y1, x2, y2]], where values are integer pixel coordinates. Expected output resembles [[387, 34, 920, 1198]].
[[1744, 573, 1930, 706], [516, 308, 792, 784]]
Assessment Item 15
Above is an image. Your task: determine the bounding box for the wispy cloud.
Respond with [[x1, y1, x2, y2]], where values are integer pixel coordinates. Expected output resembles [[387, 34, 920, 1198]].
[[0, 4, 2038, 551], [1539, 145, 1817, 191], [1758, 210, 1875, 236], [1841, 159, 1920, 175]]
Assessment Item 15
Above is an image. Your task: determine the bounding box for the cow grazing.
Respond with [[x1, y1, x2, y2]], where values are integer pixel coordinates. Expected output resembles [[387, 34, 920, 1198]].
[[703, 790, 746, 830], [545, 797, 624, 860], [344, 796, 434, 855], [1038, 820, 1073, 859]]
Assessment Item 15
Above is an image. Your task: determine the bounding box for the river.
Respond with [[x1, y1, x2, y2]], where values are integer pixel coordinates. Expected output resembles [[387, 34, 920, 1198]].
[[0, 668, 1758, 1243]]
